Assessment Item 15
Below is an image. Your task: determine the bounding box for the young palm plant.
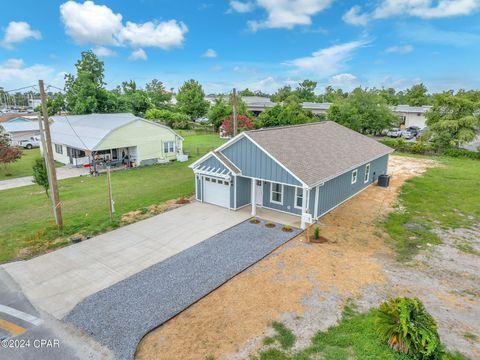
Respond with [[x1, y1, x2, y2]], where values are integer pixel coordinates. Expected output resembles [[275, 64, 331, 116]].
[[376, 297, 441, 359]]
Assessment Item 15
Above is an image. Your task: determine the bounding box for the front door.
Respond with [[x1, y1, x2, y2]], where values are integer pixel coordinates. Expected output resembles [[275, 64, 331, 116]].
[[255, 180, 263, 206]]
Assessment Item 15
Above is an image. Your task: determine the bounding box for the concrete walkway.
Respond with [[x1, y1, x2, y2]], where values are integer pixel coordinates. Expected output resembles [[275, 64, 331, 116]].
[[66, 219, 301, 360], [0, 166, 90, 191], [2, 202, 249, 319]]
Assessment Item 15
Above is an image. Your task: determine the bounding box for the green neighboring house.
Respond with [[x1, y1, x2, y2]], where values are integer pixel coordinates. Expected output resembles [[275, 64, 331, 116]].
[[45, 113, 184, 168]]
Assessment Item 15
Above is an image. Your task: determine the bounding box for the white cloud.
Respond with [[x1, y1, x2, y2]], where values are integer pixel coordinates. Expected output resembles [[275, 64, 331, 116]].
[[92, 46, 117, 57], [285, 40, 368, 77], [342, 6, 369, 26], [118, 20, 187, 49], [128, 48, 147, 61], [202, 49, 217, 58], [247, 0, 332, 30], [384, 44, 414, 54], [0, 58, 55, 88], [60, 1, 122, 45], [344, 0, 480, 25], [330, 73, 358, 91], [1, 21, 41, 49], [229, 0, 255, 13], [60, 1, 187, 51]]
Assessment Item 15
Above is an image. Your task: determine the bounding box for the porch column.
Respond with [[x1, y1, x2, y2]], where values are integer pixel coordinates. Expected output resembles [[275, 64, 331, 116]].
[[251, 178, 256, 216], [300, 187, 308, 229]]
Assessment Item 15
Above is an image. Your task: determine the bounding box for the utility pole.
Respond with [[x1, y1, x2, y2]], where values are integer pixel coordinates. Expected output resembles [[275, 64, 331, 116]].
[[39, 80, 63, 228], [107, 166, 114, 221], [232, 88, 238, 137]]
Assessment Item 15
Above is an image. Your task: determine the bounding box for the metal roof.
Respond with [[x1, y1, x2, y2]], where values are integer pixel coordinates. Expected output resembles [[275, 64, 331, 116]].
[[246, 121, 393, 187], [2, 121, 39, 133], [302, 102, 331, 110], [49, 113, 182, 151], [393, 105, 432, 113]]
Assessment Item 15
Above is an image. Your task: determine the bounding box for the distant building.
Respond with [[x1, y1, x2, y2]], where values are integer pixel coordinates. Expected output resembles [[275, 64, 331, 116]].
[[1, 121, 40, 146]]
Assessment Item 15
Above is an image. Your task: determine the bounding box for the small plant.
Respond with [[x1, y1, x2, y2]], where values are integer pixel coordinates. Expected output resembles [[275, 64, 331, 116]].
[[263, 321, 296, 350], [281, 225, 292, 232], [376, 297, 441, 358], [314, 226, 320, 240], [265, 221, 276, 228], [250, 217, 260, 224], [139, 207, 148, 215]]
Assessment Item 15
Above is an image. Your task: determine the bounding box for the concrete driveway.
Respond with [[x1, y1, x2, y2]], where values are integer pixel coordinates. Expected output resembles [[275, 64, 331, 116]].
[[0, 166, 89, 191], [2, 202, 249, 319]]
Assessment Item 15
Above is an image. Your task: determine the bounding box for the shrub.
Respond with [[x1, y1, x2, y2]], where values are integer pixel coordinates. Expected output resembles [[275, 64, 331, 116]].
[[442, 147, 480, 160], [250, 217, 260, 224], [376, 297, 441, 358], [265, 221, 276, 228], [379, 138, 434, 155], [314, 226, 320, 240], [282, 225, 292, 232]]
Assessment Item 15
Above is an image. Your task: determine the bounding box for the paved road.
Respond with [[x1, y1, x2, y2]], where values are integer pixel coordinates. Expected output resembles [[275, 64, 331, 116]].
[[3, 202, 250, 319], [66, 219, 301, 360], [0, 166, 89, 191], [0, 269, 112, 360]]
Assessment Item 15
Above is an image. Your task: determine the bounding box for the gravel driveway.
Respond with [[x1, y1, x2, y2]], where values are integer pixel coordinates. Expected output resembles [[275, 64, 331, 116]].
[[65, 219, 300, 360]]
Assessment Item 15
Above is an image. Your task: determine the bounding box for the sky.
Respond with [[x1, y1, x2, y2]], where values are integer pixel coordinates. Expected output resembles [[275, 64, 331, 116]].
[[1, 0, 480, 94]]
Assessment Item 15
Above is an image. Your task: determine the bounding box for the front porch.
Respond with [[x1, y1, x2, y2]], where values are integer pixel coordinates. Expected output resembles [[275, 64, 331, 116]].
[[238, 206, 302, 228]]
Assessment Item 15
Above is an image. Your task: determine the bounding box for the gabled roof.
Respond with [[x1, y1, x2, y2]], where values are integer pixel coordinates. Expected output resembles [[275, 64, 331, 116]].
[[49, 113, 183, 151], [245, 121, 393, 187], [2, 121, 39, 132], [213, 151, 241, 174]]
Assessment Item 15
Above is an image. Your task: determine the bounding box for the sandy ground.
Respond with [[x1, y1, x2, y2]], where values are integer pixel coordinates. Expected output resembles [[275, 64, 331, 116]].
[[135, 155, 479, 360]]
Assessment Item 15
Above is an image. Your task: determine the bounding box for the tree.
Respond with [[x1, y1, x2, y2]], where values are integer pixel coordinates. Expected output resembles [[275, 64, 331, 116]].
[[207, 98, 230, 129], [144, 108, 190, 128], [405, 83, 430, 106], [295, 79, 317, 102], [219, 115, 254, 137], [176, 79, 209, 119], [270, 85, 292, 102], [0, 126, 22, 176], [32, 158, 49, 197], [426, 92, 480, 149], [145, 79, 172, 107], [257, 95, 316, 128], [321, 86, 347, 103], [238, 88, 255, 96], [64, 51, 106, 114], [327, 88, 398, 135]]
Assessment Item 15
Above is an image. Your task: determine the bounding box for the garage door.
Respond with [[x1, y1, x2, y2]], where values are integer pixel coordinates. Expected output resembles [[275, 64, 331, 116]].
[[203, 177, 230, 208]]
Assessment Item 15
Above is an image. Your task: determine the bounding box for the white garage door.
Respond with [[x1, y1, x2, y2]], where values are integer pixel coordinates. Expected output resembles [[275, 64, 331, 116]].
[[203, 177, 230, 208]]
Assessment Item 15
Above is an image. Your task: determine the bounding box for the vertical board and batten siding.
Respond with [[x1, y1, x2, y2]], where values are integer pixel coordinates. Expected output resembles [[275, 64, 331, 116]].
[[235, 176, 251, 208], [316, 154, 389, 217], [221, 136, 302, 187], [196, 175, 203, 201], [197, 155, 229, 173], [262, 183, 315, 215]]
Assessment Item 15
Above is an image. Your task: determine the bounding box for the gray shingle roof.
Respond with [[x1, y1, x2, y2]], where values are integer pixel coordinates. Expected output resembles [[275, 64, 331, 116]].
[[246, 121, 393, 187], [214, 151, 241, 174]]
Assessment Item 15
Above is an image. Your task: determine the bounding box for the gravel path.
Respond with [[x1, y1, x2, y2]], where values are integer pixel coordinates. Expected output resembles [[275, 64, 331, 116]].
[[65, 219, 300, 360]]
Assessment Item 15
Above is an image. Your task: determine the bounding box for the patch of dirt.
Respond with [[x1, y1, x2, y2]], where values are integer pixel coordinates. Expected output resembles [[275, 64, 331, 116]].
[[121, 196, 192, 224], [136, 156, 479, 360]]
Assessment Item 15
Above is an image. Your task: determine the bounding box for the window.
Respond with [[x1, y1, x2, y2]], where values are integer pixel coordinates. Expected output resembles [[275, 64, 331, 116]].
[[270, 182, 283, 204], [163, 141, 175, 153], [218, 180, 223, 185], [205, 177, 210, 182], [351, 169, 358, 184], [55, 144, 63, 154], [364, 163, 371, 183], [294, 187, 303, 209], [211, 178, 217, 183]]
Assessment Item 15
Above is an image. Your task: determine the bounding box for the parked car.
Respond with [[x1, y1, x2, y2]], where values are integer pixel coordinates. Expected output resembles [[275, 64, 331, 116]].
[[19, 136, 40, 149], [402, 126, 420, 139], [386, 128, 402, 138]]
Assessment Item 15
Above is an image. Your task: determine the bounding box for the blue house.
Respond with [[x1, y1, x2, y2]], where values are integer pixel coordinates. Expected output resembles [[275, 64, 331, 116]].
[[190, 121, 393, 229]]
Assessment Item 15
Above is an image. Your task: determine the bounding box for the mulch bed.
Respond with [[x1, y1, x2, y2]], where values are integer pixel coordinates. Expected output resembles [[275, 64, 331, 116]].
[[309, 236, 328, 244]]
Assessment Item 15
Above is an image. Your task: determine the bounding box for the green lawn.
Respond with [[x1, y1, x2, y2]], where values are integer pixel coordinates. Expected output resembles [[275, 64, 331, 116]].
[[384, 156, 480, 260], [253, 305, 468, 360], [0, 133, 226, 263], [1, 148, 39, 180], [179, 130, 225, 156]]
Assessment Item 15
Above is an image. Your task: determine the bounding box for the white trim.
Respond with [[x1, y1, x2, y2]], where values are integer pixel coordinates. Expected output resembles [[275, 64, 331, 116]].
[[314, 184, 320, 218], [262, 205, 302, 218], [251, 177, 256, 216], [211, 151, 241, 174], [364, 163, 371, 183], [315, 182, 374, 220], [351, 169, 358, 184], [189, 151, 215, 169], [243, 133, 308, 187], [309, 150, 393, 188], [215, 132, 247, 152], [233, 174, 237, 209], [269, 182, 284, 205], [232, 203, 251, 211], [236, 174, 300, 188], [195, 175, 200, 201], [294, 187, 303, 210]]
